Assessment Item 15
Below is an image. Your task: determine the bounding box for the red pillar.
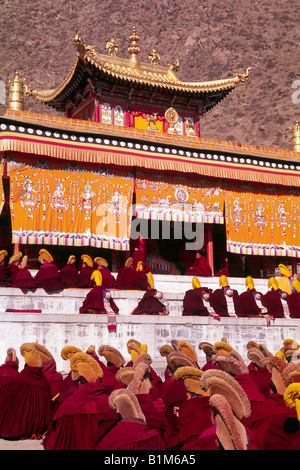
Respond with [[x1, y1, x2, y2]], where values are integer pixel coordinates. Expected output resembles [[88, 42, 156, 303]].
[[206, 224, 214, 276]]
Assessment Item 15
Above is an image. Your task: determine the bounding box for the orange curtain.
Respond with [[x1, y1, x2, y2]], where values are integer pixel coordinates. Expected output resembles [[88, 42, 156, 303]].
[[225, 189, 300, 257], [135, 171, 224, 223], [8, 162, 133, 250]]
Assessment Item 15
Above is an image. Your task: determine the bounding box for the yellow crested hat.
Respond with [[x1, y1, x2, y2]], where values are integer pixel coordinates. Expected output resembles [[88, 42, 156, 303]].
[[136, 261, 143, 271], [245, 276, 255, 290], [279, 264, 292, 278], [39, 248, 53, 263], [94, 257, 108, 268], [9, 252, 22, 264], [219, 275, 229, 288], [0, 250, 8, 263], [67, 255, 76, 265], [125, 257, 133, 268], [81, 254, 93, 267], [91, 269, 102, 286], [70, 352, 103, 382], [173, 366, 208, 396], [147, 272, 155, 289], [268, 277, 279, 290], [192, 277, 201, 289]]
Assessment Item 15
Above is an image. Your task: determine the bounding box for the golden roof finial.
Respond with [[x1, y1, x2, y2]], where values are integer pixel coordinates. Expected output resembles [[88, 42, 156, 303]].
[[128, 27, 140, 68], [8, 71, 26, 111], [290, 121, 300, 153]]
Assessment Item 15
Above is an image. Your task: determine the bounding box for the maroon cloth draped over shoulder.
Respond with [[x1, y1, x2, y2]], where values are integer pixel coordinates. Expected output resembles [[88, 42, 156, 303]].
[[116, 266, 142, 290], [209, 288, 242, 317], [234, 373, 266, 416], [166, 396, 212, 449], [248, 362, 272, 398], [12, 267, 39, 293], [41, 359, 64, 399], [59, 264, 78, 288], [0, 365, 53, 439], [92, 418, 166, 450], [182, 288, 211, 316], [185, 256, 212, 277], [131, 289, 166, 315], [7, 263, 19, 281], [0, 264, 13, 286], [77, 266, 94, 288], [79, 286, 119, 314], [238, 289, 263, 317], [98, 267, 116, 288], [136, 394, 168, 437], [43, 381, 118, 450], [0, 361, 19, 393], [102, 364, 121, 395], [261, 290, 285, 318], [245, 393, 297, 450], [34, 263, 63, 293]]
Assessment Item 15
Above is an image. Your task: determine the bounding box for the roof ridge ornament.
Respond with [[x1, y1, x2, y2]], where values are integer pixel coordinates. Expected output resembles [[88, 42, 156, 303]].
[[106, 38, 120, 57], [148, 48, 160, 65], [74, 28, 87, 58], [128, 27, 140, 69]]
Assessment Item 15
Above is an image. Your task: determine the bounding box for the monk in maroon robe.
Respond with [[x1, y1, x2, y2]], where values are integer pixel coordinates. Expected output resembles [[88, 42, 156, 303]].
[[0, 348, 19, 394], [116, 257, 141, 289], [185, 251, 212, 277], [43, 352, 118, 450], [0, 250, 13, 287], [94, 256, 116, 288], [0, 343, 53, 440], [7, 251, 22, 282], [209, 276, 242, 317], [59, 255, 78, 288], [131, 289, 169, 315], [34, 248, 63, 293], [12, 255, 39, 293], [79, 270, 119, 315], [182, 278, 212, 316], [77, 254, 95, 288], [238, 276, 266, 317], [287, 280, 300, 318], [261, 277, 286, 318]]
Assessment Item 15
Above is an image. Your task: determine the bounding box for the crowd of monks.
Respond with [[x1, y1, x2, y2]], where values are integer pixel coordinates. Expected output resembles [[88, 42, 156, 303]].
[[0, 336, 300, 450], [0, 248, 299, 319]]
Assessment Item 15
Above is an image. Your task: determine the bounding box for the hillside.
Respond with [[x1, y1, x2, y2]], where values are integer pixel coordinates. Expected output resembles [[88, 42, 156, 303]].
[[0, 0, 299, 151]]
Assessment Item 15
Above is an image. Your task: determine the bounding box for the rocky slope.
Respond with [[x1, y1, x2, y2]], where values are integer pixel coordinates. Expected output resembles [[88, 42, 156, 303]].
[[0, 0, 299, 151]]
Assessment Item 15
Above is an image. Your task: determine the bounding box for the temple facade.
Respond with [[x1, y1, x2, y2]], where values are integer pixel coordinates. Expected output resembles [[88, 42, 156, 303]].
[[0, 28, 299, 278]]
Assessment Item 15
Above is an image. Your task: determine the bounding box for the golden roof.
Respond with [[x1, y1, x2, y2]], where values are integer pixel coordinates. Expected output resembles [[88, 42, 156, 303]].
[[26, 29, 251, 106]]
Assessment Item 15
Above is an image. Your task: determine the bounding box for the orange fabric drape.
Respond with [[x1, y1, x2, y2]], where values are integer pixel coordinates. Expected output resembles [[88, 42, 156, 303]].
[[8, 162, 133, 250], [135, 171, 224, 223], [225, 189, 300, 257]]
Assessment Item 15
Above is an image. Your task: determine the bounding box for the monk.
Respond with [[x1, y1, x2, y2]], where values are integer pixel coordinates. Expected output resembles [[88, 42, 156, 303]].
[[185, 250, 212, 277], [12, 255, 39, 293], [209, 275, 242, 317], [7, 251, 22, 282], [60, 255, 78, 288], [131, 273, 169, 315], [34, 248, 63, 293], [238, 276, 267, 317], [77, 254, 95, 288], [79, 270, 119, 315], [0, 250, 14, 287], [94, 256, 116, 288], [182, 277, 212, 317], [115, 257, 141, 290], [261, 277, 287, 318], [287, 279, 300, 318], [277, 264, 293, 294]]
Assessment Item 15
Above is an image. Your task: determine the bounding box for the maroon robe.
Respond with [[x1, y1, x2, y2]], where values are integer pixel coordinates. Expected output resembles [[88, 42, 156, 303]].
[[234, 373, 266, 416], [77, 265, 95, 288], [245, 393, 297, 450], [59, 264, 78, 288], [98, 267, 116, 288], [34, 263, 63, 293], [0, 264, 13, 286], [287, 291, 300, 318], [0, 365, 53, 439], [185, 255, 212, 277], [131, 289, 167, 315], [261, 290, 285, 318], [43, 381, 118, 450], [79, 286, 119, 314], [263, 415, 300, 450], [209, 287, 242, 317], [7, 263, 20, 281], [101, 364, 122, 395], [12, 267, 39, 293], [136, 394, 168, 438], [91, 417, 166, 450], [238, 289, 264, 317], [116, 266, 142, 290], [182, 287, 211, 316], [248, 362, 272, 399], [41, 359, 64, 399], [166, 396, 212, 449], [0, 361, 19, 394]]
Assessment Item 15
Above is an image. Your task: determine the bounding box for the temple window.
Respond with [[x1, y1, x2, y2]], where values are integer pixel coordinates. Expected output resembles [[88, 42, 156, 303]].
[[101, 102, 113, 125]]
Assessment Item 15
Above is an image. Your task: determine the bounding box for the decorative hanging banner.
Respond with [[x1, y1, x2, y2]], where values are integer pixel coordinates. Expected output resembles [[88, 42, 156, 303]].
[[135, 170, 224, 224], [8, 161, 133, 250], [225, 189, 300, 258]]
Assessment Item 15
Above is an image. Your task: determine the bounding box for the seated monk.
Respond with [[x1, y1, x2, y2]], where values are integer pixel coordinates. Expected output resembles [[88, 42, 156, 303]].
[[78, 254, 95, 288], [287, 280, 300, 318], [131, 273, 169, 315], [209, 275, 242, 317], [7, 252, 23, 282], [185, 250, 212, 277], [94, 257, 116, 289], [115, 257, 141, 290], [12, 255, 39, 293], [182, 277, 213, 317], [135, 261, 149, 290], [238, 276, 268, 317], [34, 249, 63, 293], [261, 277, 289, 319], [276, 264, 293, 294], [0, 250, 14, 287], [79, 270, 119, 315], [60, 255, 78, 288]]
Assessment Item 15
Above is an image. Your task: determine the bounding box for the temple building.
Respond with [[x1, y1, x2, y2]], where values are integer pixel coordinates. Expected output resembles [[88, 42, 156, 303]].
[[0, 27, 299, 277]]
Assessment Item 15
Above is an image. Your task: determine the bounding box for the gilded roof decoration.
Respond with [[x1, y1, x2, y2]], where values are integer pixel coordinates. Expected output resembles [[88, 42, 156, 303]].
[[26, 29, 251, 105]]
